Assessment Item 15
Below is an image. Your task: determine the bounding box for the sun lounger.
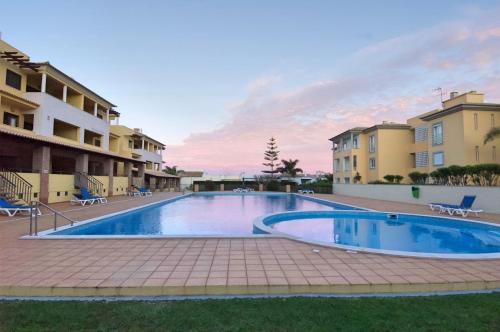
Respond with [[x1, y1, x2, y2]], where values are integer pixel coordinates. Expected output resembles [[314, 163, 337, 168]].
[[70, 193, 96, 206], [139, 187, 153, 197], [71, 187, 107, 205], [298, 189, 314, 195], [0, 198, 40, 217], [127, 188, 141, 197], [429, 195, 482, 217]]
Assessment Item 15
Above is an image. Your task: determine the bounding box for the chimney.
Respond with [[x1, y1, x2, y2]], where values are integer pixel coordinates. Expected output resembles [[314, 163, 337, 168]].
[[450, 91, 458, 99]]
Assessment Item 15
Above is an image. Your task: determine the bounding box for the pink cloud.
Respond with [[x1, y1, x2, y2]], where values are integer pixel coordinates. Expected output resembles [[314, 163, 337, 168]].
[[166, 10, 500, 175]]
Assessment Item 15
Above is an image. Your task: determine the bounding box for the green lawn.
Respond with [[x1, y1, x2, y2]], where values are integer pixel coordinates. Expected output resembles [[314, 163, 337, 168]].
[[0, 293, 499, 331]]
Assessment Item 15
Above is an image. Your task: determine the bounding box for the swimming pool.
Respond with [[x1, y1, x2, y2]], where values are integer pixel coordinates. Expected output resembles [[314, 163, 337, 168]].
[[45, 193, 500, 258], [254, 210, 500, 258], [50, 193, 359, 236]]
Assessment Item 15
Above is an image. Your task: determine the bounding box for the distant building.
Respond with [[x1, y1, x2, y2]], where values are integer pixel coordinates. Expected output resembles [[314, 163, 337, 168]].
[[330, 91, 500, 184]]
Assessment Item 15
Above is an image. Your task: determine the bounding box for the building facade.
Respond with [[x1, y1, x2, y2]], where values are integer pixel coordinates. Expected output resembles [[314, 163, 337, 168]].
[[330, 91, 500, 184], [0, 38, 178, 204]]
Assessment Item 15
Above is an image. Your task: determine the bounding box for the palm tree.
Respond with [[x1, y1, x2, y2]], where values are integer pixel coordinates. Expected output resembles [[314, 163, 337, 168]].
[[277, 159, 303, 177], [484, 127, 500, 144], [163, 165, 182, 175]]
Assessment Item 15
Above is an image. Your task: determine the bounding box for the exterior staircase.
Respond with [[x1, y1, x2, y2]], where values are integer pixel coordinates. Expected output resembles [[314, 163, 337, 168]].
[[0, 170, 33, 205], [74, 172, 104, 196]]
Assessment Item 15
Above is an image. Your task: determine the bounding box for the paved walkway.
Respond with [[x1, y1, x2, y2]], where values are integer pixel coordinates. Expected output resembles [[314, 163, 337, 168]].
[[0, 192, 499, 297]]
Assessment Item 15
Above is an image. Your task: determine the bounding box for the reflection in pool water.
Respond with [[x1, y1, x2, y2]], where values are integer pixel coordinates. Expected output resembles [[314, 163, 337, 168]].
[[53, 194, 355, 236], [270, 214, 500, 254]]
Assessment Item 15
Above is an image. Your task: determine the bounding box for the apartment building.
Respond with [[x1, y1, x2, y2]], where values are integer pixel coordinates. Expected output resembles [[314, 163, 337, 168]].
[[110, 125, 178, 191], [0, 38, 178, 203], [330, 91, 500, 184]]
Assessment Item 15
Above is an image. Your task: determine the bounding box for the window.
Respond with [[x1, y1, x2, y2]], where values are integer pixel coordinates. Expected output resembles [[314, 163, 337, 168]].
[[342, 141, 347, 151], [493, 146, 496, 162], [344, 177, 350, 184], [475, 146, 479, 162], [432, 122, 443, 145], [414, 126, 428, 142], [334, 159, 340, 172], [353, 155, 357, 170], [23, 114, 34, 131], [128, 140, 133, 148], [3, 112, 19, 127], [369, 158, 376, 169], [433, 152, 444, 166], [5, 69, 22, 90], [335, 178, 340, 183], [343, 157, 350, 171], [415, 151, 429, 167], [492, 114, 496, 128], [353, 136, 359, 149], [473, 113, 478, 130], [368, 135, 376, 153]]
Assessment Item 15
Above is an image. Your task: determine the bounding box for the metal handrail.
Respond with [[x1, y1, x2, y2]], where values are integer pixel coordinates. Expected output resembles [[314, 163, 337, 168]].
[[29, 201, 75, 236], [74, 171, 104, 196], [0, 170, 33, 205]]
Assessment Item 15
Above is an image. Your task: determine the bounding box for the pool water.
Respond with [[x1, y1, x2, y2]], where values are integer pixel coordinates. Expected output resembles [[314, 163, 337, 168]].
[[267, 212, 500, 254], [53, 193, 355, 236]]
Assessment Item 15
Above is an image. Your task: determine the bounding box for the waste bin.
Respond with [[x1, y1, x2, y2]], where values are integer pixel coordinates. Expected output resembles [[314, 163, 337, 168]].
[[411, 186, 420, 199]]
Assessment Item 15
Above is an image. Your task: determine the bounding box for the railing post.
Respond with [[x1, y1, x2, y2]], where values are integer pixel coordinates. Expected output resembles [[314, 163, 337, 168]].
[[34, 202, 38, 236], [29, 202, 33, 236]]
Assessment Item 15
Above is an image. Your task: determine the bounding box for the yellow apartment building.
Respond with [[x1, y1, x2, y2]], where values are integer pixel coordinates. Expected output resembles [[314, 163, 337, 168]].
[[110, 125, 178, 191], [330, 91, 500, 184], [0, 37, 178, 204]]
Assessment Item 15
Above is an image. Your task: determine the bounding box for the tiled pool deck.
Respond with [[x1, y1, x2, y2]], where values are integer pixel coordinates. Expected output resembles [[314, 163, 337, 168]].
[[0, 192, 499, 297]]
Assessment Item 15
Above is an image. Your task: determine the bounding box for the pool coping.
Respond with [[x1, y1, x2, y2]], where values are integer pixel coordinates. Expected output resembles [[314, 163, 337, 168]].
[[253, 210, 500, 260]]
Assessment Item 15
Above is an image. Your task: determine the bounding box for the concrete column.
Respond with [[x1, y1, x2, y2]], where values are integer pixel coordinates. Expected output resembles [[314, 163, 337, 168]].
[[106, 108, 110, 123], [160, 178, 166, 191], [32, 146, 50, 203], [149, 177, 156, 191], [220, 183, 225, 191], [62, 85, 67, 102], [104, 158, 114, 197], [194, 183, 199, 192], [124, 161, 133, 189], [259, 184, 264, 192], [41, 73, 47, 93], [141, 139, 145, 150], [94, 103, 98, 117], [137, 163, 145, 187], [286, 184, 291, 193], [75, 153, 89, 173]]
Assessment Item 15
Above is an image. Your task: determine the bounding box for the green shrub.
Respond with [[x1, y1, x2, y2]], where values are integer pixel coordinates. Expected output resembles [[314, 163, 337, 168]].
[[394, 175, 404, 184], [266, 180, 280, 191], [353, 172, 362, 183], [408, 171, 428, 184], [368, 180, 389, 184], [383, 175, 395, 183]]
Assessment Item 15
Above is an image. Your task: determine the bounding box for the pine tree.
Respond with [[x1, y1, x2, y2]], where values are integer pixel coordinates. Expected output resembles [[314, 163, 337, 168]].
[[262, 137, 281, 176]]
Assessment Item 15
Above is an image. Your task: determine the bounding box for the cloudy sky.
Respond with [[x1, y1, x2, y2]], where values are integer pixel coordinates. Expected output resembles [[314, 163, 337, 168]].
[[1, 1, 500, 174]]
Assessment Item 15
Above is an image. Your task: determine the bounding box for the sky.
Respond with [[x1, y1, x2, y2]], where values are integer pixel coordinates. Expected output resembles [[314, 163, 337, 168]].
[[1, 0, 500, 175]]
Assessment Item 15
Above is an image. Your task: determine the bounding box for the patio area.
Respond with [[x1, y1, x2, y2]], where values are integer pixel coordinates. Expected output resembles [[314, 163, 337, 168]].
[[0, 192, 499, 297]]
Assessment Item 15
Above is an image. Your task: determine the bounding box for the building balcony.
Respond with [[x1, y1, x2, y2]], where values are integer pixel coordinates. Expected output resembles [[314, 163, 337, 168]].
[[133, 148, 162, 164], [23, 92, 110, 150]]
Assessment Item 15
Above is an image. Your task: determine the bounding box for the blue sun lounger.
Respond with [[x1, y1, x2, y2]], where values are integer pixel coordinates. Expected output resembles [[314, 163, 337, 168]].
[[0, 198, 41, 217], [429, 195, 482, 217]]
